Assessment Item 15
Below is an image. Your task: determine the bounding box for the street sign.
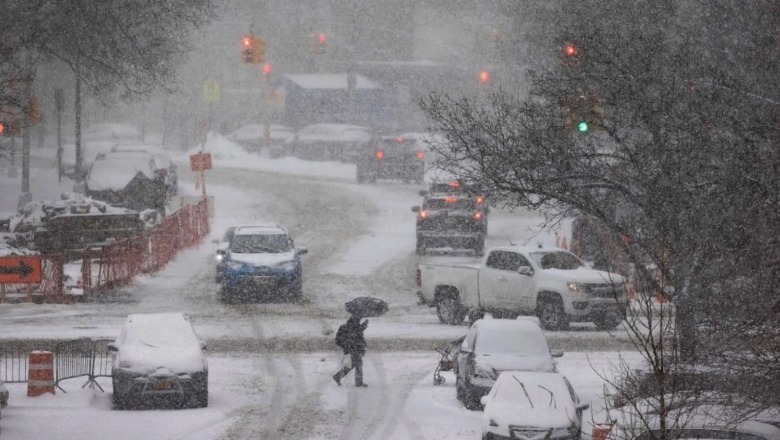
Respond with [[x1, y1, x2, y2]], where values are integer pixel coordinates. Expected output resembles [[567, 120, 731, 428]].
[[189, 153, 212, 171], [202, 77, 221, 104], [0, 256, 42, 284]]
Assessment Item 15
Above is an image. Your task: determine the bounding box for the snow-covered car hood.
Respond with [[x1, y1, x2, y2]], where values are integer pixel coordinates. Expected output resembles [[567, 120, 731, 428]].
[[476, 353, 556, 373], [545, 267, 625, 284], [229, 250, 297, 267], [116, 343, 206, 375], [486, 402, 577, 430]]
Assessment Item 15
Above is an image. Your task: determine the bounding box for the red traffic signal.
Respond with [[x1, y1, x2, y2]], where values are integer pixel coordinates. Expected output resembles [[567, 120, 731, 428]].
[[478, 70, 490, 84], [564, 43, 577, 57], [0, 122, 4, 135], [241, 34, 266, 64], [310, 33, 327, 55]]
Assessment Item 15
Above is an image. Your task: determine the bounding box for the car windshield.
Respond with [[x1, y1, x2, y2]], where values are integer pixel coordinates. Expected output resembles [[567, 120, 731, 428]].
[[530, 251, 584, 270], [474, 325, 551, 355], [231, 233, 291, 253], [493, 377, 560, 408], [423, 198, 476, 211]]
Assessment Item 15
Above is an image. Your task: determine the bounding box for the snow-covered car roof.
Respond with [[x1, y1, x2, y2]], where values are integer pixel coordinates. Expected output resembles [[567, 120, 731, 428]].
[[293, 124, 372, 141], [101, 150, 173, 169], [229, 124, 293, 142], [114, 312, 206, 375], [86, 155, 156, 191], [234, 224, 286, 236], [81, 123, 141, 143], [470, 319, 551, 356]]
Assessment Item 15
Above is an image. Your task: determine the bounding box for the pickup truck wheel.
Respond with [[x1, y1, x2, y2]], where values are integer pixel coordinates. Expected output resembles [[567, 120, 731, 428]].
[[538, 298, 570, 330], [437, 297, 466, 325], [594, 311, 624, 330]]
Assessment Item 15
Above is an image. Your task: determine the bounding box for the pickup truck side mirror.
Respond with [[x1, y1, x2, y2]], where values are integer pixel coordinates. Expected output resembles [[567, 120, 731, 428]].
[[517, 266, 533, 276], [107, 343, 119, 352], [411, 206, 420, 213], [298, 247, 309, 255], [577, 403, 590, 411]]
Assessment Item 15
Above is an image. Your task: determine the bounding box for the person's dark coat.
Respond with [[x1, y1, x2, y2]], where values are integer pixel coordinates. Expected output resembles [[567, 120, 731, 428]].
[[338, 316, 368, 356]]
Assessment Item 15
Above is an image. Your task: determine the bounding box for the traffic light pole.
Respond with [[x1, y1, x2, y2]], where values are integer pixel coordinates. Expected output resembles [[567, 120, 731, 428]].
[[262, 65, 270, 152]]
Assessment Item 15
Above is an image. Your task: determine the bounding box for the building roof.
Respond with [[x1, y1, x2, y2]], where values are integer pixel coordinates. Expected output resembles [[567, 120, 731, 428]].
[[282, 74, 380, 90]]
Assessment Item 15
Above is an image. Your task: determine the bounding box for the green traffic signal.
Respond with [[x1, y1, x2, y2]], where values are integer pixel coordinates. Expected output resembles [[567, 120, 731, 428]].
[[577, 121, 589, 133]]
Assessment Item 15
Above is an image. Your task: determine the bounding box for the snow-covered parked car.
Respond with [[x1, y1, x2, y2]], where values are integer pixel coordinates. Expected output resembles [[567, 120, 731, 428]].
[[109, 312, 208, 410], [81, 151, 168, 212], [104, 147, 178, 196], [284, 123, 372, 163], [480, 371, 589, 440], [81, 123, 142, 143], [227, 124, 294, 155], [456, 319, 562, 410]]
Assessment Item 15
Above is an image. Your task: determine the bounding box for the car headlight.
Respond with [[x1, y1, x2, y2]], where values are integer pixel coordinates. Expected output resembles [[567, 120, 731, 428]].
[[567, 282, 587, 292], [215, 253, 224, 262], [277, 260, 298, 271], [227, 261, 243, 270], [474, 364, 498, 380]]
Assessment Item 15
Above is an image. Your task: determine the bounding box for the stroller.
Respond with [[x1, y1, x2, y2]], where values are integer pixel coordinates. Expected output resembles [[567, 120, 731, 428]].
[[432, 336, 464, 386]]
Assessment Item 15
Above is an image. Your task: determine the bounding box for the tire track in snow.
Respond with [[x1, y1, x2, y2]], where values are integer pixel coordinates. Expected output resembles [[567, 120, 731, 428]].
[[339, 355, 390, 440]]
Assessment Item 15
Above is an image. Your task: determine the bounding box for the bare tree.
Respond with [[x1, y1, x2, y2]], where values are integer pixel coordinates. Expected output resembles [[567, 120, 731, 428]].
[[421, 0, 780, 432]]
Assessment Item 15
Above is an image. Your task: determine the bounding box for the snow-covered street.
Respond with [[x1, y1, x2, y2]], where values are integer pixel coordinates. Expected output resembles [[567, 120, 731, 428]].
[[1, 135, 641, 439]]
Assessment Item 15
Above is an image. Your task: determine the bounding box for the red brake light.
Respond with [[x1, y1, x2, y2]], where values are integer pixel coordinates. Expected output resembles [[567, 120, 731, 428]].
[[445, 196, 457, 204], [473, 211, 483, 221], [475, 195, 484, 204], [375, 150, 384, 159], [394, 136, 404, 143], [416, 151, 424, 160], [242, 37, 251, 47], [449, 181, 460, 189], [418, 210, 428, 220]]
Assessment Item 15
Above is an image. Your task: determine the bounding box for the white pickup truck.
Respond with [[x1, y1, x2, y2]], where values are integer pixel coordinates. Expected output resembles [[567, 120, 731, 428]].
[[416, 245, 628, 330]]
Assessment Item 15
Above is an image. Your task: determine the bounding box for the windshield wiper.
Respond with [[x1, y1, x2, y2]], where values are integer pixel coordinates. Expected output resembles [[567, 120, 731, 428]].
[[513, 377, 534, 408], [538, 385, 557, 408]]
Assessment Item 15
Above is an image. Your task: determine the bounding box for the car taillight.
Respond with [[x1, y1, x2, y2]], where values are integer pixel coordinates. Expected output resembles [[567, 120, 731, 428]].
[[415, 268, 421, 286], [445, 196, 457, 204], [375, 150, 384, 159], [416, 151, 424, 160], [473, 211, 483, 221], [475, 195, 484, 205], [418, 210, 429, 220]]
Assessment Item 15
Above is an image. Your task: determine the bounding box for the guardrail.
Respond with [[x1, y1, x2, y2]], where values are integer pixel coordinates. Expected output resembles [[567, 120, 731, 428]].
[[1, 338, 114, 391]]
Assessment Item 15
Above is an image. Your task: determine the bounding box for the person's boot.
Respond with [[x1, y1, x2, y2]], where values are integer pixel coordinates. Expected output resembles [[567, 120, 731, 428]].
[[356, 383, 368, 387], [333, 374, 342, 386]]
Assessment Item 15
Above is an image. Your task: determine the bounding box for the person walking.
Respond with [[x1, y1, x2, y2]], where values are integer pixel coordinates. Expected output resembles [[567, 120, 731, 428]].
[[333, 314, 369, 387]]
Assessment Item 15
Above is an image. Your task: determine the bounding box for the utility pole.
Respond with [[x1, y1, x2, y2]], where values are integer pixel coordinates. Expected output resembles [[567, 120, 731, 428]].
[[55, 89, 64, 182]]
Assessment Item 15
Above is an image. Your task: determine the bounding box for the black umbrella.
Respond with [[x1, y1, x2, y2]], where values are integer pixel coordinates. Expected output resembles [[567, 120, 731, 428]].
[[345, 297, 389, 318]]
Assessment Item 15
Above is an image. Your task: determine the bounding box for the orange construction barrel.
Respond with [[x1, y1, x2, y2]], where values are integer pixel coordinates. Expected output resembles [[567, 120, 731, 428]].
[[27, 350, 55, 396]]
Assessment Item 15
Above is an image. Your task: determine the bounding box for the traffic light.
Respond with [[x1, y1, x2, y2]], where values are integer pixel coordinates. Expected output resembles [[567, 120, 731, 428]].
[[563, 43, 577, 57], [478, 70, 490, 84], [0, 122, 4, 135], [577, 120, 589, 133], [310, 33, 326, 55], [562, 93, 604, 134], [241, 35, 265, 64]]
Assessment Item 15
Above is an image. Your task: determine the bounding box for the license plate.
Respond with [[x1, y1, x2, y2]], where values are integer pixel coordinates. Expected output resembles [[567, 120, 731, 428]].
[[253, 276, 273, 285], [154, 380, 172, 390]]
